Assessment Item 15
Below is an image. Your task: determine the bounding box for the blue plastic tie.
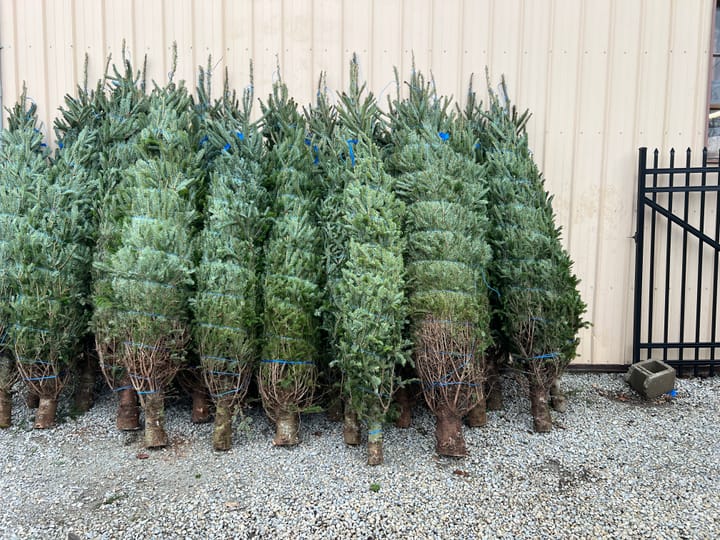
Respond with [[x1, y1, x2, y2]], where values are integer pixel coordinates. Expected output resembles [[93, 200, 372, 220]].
[[223, 143, 231, 152], [481, 270, 501, 298], [261, 359, 314, 366], [23, 374, 58, 381], [236, 131, 244, 140], [367, 429, 382, 436], [112, 385, 133, 392], [346, 138, 358, 166], [58, 141, 64, 149], [438, 131, 450, 141], [136, 389, 159, 395]]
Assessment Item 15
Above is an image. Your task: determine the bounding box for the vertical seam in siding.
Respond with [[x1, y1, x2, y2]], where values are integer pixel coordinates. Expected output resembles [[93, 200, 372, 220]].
[[40, 0, 50, 137], [542, 0, 556, 178], [516, 0, 526, 105], [567, 0, 586, 250], [661, 0, 675, 153], [456, 0, 465, 104], [70, 0, 78, 92]]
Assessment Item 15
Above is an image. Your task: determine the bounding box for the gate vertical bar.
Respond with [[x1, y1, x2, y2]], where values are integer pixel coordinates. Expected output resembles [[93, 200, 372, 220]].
[[662, 149, 676, 362], [633, 147, 648, 364], [694, 148, 708, 366], [678, 149, 691, 372]]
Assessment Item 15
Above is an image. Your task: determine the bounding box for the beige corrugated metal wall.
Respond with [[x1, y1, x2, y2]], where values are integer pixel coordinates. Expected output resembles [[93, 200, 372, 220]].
[[0, 0, 715, 366]]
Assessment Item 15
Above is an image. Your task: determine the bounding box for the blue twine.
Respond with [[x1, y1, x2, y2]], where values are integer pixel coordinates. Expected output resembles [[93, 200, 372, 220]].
[[203, 291, 243, 301], [23, 374, 59, 381], [368, 429, 382, 435], [58, 141, 64, 149], [118, 309, 171, 320], [199, 135, 209, 146], [16, 357, 52, 366], [13, 324, 49, 334], [211, 388, 245, 398], [474, 142, 480, 149], [206, 370, 243, 376], [346, 138, 358, 166], [40, 142, 47, 148], [426, 288, 473, 298], [112, 385, 133, 392], [223, 143, 231, 152], [128, 373, 154, 381], [261, 359, 314, 366], [438, 131, 450, 141], [236, 131, 244, 140], [510, 286, 551, 294], [136, 389, 159, 395], [481, 270, 501, 298], [265, 334, 302, 342], [518, 352, 560, 361]]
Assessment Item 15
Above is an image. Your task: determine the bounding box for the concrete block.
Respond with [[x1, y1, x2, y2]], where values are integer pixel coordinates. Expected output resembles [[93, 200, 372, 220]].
[[626, 359, 676, 400]]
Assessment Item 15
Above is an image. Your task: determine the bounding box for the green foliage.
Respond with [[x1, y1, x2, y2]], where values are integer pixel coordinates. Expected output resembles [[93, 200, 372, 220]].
[[193, 78, 268, 401], [258, 76, 321, 413], [0, 91, 93, 389], [468, 78, 588, 372]]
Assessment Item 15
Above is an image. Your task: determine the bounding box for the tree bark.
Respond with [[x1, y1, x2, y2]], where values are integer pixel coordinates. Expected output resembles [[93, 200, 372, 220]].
[[394, 386, 412, 428], [26, 391, 39, 409], [34, 397, 58, 429], [0, 389, 11, 428], [143, 392, 168, 448], [485, 354, 504, 411], [465, 399, 487, 427], [191, 387, 212, 424], [549, 377, 568, 413], [73, 352, 97, 414], [343, 403, 360, 445], [117, 386, 141, 431], [528, 375, 553, 433], [274, 409, 300, 446], [435, 409, 466, 457], [367, 421, 383, 466], [212, 398, 234, 451]]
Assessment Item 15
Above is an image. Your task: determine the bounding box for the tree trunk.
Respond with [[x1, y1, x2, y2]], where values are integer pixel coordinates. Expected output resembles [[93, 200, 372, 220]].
[[26, 391, 39, 409], [326, 396, 343, 423], [143, 392, 168, 448], [549, 377, 568, 413], [0, 389, 11, 428], [367, 421, 383, 466], [117, 386, 140, 431], [34, 397, 58, 429], [212, 398, 234, 451], [485, 354, 504, 411], [274, 409, 300, 446], [528, 375, 552, 433], [343, 403, 360, 445], [73, 353, 97, 414], [435, 409, 466, 457], [394, 386, 412, 428], [465, 399, 487, 427], [191, 387, 212, 424]]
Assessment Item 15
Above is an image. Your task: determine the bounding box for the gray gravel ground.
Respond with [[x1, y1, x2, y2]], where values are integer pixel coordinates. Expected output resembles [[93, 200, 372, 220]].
[[1, 372, 719, 539]]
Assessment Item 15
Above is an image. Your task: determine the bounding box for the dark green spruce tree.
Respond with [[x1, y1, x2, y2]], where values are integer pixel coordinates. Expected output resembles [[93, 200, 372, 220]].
[[100, 72, 203, 448], [468, 77, 587, 432], [257, 75, 322, 446], [193, 69, 268, 450], [387, 68, 492, 456], [1, 90, 94, 429], [319, 58, 408, 465]]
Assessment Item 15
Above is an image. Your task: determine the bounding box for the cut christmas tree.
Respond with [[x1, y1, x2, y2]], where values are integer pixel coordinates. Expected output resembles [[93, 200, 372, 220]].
[[320, 57, 408, 465], [101, 67, 202, 447], [471, 77, 587, 432], [193, 68, 268, 450], [258, 74, 322, 446], [387, 68, 492, 456]]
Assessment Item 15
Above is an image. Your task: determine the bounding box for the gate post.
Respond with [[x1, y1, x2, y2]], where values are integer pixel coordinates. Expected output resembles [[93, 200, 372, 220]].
[[632, 147, 648, 364]]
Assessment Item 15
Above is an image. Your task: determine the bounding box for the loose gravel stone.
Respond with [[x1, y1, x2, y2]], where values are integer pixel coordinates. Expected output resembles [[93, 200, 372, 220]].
[[1, 372, 719, 539]]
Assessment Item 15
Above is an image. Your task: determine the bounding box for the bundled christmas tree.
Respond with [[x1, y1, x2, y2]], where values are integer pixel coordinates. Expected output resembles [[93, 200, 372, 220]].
[[99, 70, 203, 447], [317, 58, 408, 465], [193, 69, 268, 450], [0, 90, 94, 428], [257, 75, 322, 446], [470, 77, 587, 432], [68, 51, 150, 430], [387, 69, 492, 456]]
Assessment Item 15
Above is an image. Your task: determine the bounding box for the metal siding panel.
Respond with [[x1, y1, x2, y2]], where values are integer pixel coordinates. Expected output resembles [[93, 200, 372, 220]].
[[371, 0, 402, 99], [340, 0, 371, 91], [593, 0, 644, 365], [459, 0, 491, 110], [163, 0, 194, 87], [401, 0, 432, 87], [45, 0, 75, 141], [311, 0, 344, 100], [282, 0, 313, 103], [253, 0, 283, 105], [429, 0, 460, 100]]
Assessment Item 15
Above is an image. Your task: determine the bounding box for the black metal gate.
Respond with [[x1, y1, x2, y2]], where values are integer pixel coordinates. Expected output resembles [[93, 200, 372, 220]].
[[633, 147, 720, 375]]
